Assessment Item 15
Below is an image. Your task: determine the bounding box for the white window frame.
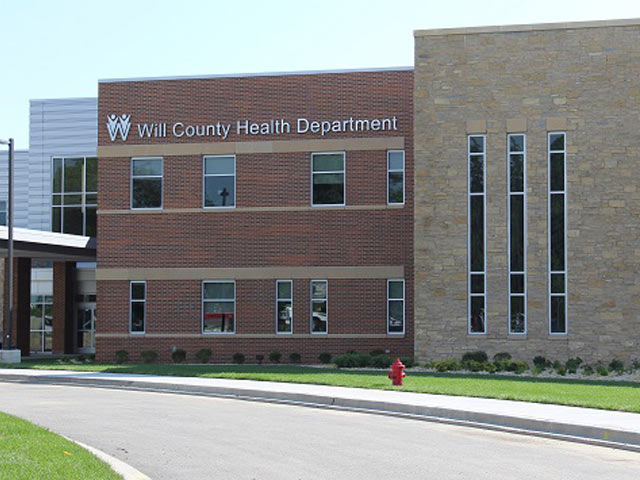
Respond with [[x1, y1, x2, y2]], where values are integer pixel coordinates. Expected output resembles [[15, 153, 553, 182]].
[[548, 132, 568, 335], [276, 280, 293, 334], [202, 155, 236, 209], [310, 280, 328, 334], [387, 150, 405, 205], [311, 152, 346, 207], [202, 280, 236, 335], [468, 135, 487, 335], [129, 281, 146, 334], [131, 157, 163, 210], [507, 134, 527, 335], [387, 279, 405, 335], [0, 199, 6, 226]]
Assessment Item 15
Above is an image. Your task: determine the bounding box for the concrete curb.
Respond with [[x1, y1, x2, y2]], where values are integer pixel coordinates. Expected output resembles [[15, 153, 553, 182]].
[[63, 435, 151, 480], [1, 371, 639, 453]]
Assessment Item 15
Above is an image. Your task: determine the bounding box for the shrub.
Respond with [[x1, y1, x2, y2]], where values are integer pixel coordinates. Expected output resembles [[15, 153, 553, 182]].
[[370, 354, 393, 369], [171, 348, 186, 363], [462, 351, 488, 363], [232, 353, 245, 364], [532, 365, 544, 375], [493, 352, 512, 362], [255, 354, 264, 364], [141, 350, 158, 364], [334, 353, 371, 368], [505, 360, 529, 374], [533, 356, 550, 370], [581, 364, 594, 376], [555, 365, 567, 376], [596, 363, 609, 376], [318, 353, 332, 364], [85, 354, 95, 362], [482, 361, 497, 373], [115, 350, 129, 364], [195, 349, 212, 363], [289, 352, 301, 364], [401, 357, 415, 369], [565, 357, 583, 374], [269, 351, 282, 363], [632, 359, 640, 371], [369, 349, 385, 356], [433, 358, 462, 372], [462, 360, 484, 372], [609, 359, 624, 374]]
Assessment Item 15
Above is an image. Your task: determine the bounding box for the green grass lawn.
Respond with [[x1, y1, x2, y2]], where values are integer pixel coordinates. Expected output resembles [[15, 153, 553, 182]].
[[0, 412, 120, 480], [4, 359, 640, 413]]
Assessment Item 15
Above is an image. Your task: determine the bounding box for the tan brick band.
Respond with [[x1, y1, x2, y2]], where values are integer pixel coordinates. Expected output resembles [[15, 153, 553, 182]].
[[96, 333, 402, 339], [98, 204, 404, 215], [96, 265, 405, 281], [98, 136, 404, 158]]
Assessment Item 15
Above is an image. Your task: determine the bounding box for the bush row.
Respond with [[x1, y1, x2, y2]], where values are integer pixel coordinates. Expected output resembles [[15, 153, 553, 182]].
[[333, 351, 415, 369], [114, 349, 332, 365], [428, 351, 640, 376]]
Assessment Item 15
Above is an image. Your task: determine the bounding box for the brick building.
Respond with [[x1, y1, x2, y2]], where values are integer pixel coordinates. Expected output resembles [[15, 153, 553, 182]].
[[95, 68, 414, 362]]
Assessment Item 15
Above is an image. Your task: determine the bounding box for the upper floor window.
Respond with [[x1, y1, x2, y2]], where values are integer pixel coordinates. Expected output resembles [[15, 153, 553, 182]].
[[549, 132, 567, 334], [312, 152, 345, 206], [468, 135, 486, 334], [131, 157, 162, 209], [52, 157, 97, 236], [204, 155, 235, 208], [387, 150, 405, 205]]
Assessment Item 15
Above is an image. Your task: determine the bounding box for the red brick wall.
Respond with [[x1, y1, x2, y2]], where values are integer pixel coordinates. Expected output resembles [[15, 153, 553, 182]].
[[97, 69, 413, 363]]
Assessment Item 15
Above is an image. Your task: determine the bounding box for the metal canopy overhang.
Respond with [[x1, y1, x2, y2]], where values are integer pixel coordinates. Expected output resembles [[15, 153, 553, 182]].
[[0, 227, 96, 262]]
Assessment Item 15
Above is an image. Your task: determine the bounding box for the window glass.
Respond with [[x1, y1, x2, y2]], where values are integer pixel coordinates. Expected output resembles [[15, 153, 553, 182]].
[[510, 297, 525, 333], [549, 134, 564, 151], [132, 178, 162, 209], [310, 280, 328, 333], [133, 158, 162, 176], [86, 157, 98, 192], [550, 296, 566, 333], [205, 156, 234, 175], [312, 154, 343, 172], [388, 151, 404, 171], [203, 302, 235, 333], [312, 153, 345, 205], [469, 196, 484, 272], [64, 158, 83, 192], [53, 158, 63, 193], [131, 282, 145, 300], [130, 303, 145, 332], [63, 207, 83, 235], [470, 296, 485, 333], [550, 195, 565, 271], [510, 154, 524, 192], [470, 274, 484, 293], [204, 282, 235, 300], [469, 136, 484, 153], [204, 177, 235, 207], [469, 156, 484, 193], [311, 281, 327, 299], [510, 274, 525, 294], [510, 195, 524, 272], [387, 151, 405, 204]]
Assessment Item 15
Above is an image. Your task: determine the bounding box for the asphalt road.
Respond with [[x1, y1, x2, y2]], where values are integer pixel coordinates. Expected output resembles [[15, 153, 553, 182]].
[[0, 382, 638, 480]]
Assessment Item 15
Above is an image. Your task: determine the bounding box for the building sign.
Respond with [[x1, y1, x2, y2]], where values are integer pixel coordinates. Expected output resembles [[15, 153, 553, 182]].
[[106, 114, 399, 142]]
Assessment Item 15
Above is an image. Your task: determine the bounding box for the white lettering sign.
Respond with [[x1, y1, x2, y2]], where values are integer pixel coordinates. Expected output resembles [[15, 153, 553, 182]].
[[106, 114, 398, 142]]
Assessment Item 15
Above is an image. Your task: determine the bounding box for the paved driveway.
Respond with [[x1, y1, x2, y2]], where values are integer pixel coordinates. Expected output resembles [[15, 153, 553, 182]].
[[0, 382, 638, 479]]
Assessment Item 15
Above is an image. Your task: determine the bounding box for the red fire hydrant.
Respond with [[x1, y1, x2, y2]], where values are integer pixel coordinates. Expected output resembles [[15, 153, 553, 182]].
[[388, 358, 406, 386]]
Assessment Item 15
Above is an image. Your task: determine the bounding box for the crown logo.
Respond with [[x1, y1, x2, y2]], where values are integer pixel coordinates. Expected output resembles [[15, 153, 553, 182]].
[[106, 114, 132, 141]]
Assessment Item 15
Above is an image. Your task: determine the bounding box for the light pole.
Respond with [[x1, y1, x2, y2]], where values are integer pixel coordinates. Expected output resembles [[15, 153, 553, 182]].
[[0, 138, 14, 350]]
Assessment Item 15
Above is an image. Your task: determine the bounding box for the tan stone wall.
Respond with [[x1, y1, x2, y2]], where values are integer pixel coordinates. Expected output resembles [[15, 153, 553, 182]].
[[414, 22, 640, 363]]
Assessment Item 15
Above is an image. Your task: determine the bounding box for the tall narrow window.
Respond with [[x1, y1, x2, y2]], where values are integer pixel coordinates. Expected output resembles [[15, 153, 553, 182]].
[[387, 279, 405, 334], [508, 134, 526, 334], [131, 157, 162, 209], [312, 153, 345, 206], [30, 295, 53, 352], [387, 150, 405, 204], [51, 157, 97, 236], [0, 200, 6, 226], [549, 133, 567, 334], [276, 280, 293, 334], [202, 281, 235, 334], [310, 280, 328, 333], [468, 135, 486, 334], [204, 155, 235, 208], [130, 281, 146, 333]]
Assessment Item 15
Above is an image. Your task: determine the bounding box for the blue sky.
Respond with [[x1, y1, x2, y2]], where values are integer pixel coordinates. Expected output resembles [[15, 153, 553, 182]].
[[3, 0, 640, 148]]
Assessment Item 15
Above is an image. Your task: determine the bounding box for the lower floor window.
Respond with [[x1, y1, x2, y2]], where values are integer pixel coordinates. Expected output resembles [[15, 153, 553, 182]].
[[30, 295, 53, 353], [203, 281, 235, 333], [276, 280, 293, 334], [310, 280, 328, 333], [387, 280, 405, 334]]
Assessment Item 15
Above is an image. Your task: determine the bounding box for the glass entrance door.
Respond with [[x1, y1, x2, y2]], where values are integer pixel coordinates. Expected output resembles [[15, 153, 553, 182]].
[[76, 303, 96, 353]]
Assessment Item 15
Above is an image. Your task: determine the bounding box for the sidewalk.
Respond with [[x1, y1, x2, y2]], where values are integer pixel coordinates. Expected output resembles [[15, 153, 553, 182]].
[[1, 368, 638, 451]]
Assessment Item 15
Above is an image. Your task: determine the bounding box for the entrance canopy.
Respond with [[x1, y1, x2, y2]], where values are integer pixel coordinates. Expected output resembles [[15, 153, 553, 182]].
[[0, 227, 96, 262]]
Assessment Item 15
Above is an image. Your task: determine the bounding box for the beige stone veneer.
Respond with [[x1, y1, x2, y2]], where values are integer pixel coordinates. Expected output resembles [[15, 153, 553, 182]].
[[414, 19, 640, 362]]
